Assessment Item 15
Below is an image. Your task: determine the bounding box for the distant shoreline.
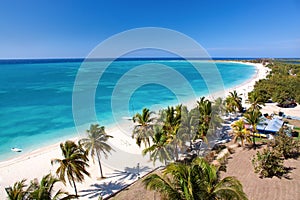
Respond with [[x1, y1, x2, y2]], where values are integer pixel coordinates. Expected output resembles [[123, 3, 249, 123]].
[[1, 57, 299, 64]]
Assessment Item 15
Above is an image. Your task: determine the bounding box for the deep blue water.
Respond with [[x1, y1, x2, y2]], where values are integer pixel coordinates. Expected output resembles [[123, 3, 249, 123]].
[[0, 59, 255, 160]]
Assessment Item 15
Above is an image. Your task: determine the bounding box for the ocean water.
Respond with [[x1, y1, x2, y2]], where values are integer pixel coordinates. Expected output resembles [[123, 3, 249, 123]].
[[0, 59, 255, 160]]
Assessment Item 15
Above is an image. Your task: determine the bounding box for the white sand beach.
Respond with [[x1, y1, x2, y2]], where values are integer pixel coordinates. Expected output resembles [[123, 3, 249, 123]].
[[0, 61, 273, 199]]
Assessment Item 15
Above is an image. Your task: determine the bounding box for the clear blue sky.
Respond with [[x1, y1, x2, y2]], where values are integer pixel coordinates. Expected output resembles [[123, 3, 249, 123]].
[[0, 0, 299, 58]]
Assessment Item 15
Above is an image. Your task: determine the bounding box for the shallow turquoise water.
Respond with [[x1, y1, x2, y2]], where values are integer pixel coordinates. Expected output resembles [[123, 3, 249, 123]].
[[0, 60, 255, 160]]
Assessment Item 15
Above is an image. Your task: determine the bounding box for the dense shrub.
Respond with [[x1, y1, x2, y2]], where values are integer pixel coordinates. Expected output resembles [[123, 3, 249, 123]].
[[252, 148, 286, 178], [273, 133, 300, 159]]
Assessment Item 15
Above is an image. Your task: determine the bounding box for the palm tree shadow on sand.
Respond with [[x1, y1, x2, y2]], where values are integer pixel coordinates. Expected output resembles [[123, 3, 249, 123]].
[[106, 165, 151, 181], [80, 181, 127, 199], [79, 166, 151, 199]]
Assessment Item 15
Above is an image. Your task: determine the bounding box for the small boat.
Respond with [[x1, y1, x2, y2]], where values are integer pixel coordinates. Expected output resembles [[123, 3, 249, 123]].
[[122, 116, 133, 120], [11, 147, 22, 152]]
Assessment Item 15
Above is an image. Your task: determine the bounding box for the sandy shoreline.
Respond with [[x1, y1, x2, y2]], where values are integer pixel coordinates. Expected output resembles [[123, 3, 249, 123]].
[[0, 61, 269, 199]]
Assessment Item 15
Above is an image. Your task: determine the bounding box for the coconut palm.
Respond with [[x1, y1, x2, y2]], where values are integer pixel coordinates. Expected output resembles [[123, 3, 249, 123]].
[[212, 97, 226, 115], [51, 140, 90, 197], [162, 105, 182, 161], [247, 91, 265, 111], [209, 99, 224, 137], [5, 179, 28, 200], [226, 90, 243, 113], [231, 119, 252, 146], [142, 126, 172, 165], [177, 106, 199, 150], [143, 157, 247, 200], [162, 105, 182, 134], [132, 108, 155, 148], [196, 97, 212, 142], [231, 90, 243, 112], [28, 173, 75, 200], [79, 124, 113, 179], [225, 96, 236, 114], [244, 109, 262, 149]]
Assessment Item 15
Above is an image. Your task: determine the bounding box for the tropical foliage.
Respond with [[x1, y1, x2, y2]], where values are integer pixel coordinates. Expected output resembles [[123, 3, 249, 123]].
[[243, 109, 261, 148], [196, 97, 212, 141], [252, 148, 286, 178], [273, 132, 300, 159], [132, 108, 155, 148], [5, 179, 28, 200], [162, 105, 182, 161], [6, 175, 75, 200], [247, 91, 265, 111], [51, 140, 90, 197], [79, 124, 113, 178], [231, 119, 252, 146], [27, 174, 75, 200], [142, 126, 172, 165], [225, 90, 243, 113], [251, 61, 300, 104], [143, 157, 248, 200], [136, 97, 225, 165]]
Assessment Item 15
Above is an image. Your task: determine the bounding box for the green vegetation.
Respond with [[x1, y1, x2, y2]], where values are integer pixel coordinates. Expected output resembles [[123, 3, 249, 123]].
[[51, 141, 90, 197], [251, 61, 300, 105], [273, 132, 299, 159], [252, 148, 286, 178], [79, 124, 114, 178], [142, 126, 172, 165], [231, 119, 252, 146], [225, 90, 243, 113], [5, 174, 75, 200], [252, 132, 300, 178], [132, 97, 224, 164], [143, 157, 247, 200], [243, 109, 262, 148], [132, 108, 155, 148]]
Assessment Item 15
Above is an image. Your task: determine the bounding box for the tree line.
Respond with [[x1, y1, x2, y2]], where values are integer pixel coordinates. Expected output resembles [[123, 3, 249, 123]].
[[250, 61, 300, 105]]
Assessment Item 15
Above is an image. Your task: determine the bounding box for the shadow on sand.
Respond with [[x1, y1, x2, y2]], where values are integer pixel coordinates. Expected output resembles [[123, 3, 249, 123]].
[[80, 181, 127, 199], [80, 165, 151, 199], [106, 165, 151, 181]]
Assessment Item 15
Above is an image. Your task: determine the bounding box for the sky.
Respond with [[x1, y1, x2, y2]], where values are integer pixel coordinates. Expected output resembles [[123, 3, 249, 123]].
[[0, 0, 299, 59]]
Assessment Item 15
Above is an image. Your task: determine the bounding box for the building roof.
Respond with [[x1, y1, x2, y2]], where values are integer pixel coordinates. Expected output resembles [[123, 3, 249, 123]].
[[257, 117, 283, 133]]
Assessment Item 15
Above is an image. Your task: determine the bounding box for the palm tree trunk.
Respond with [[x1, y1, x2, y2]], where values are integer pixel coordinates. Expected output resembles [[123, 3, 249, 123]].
[[252, 135, 256, 149], [71, 175, 78, 197], [252, 126, 257, 149], [96, 151, 104, 178]]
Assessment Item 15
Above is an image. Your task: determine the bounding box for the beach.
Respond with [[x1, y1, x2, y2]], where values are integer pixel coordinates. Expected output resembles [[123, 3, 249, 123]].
[[0, 61, 270, 199]]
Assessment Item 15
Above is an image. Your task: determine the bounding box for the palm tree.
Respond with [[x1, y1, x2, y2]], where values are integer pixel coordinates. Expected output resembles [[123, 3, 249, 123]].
[[247, 91, 265, 111], [79, 124, 113, 179], [142, 126, 172, 165], [196, 97, 212, 142], [177, 106, 199, 150], [231, 90, 243, 112], [244, 109, 262, 148], [231, 119, 252, 146], [28, 173, 75, 200], [132, 108, 155, 148], [212, 97, 226, 115], [143, 157, 247, 200], [162, 105, 182, 161], [5, 179, 28, 200], [226, 90, 243, 113], [51, 140, 90, 197]]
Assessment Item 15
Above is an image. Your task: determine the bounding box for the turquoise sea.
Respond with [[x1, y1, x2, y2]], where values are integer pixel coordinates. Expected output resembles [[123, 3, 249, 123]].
[[0, 59, 256, 160]]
